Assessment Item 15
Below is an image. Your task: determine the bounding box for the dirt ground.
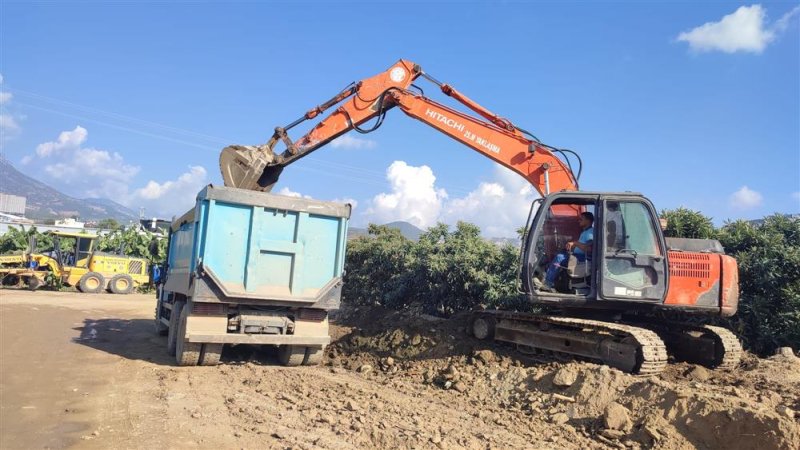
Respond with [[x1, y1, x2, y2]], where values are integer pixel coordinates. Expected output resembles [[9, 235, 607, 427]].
[[0, 290, 798, 450]]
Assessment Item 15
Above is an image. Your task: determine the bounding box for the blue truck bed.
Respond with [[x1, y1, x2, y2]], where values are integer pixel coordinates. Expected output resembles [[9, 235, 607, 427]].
[[155, 185, 351, 366]]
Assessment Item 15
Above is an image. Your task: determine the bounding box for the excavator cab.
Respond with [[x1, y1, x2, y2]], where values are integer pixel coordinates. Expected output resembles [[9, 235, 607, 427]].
[[521, 192, 669, 310]]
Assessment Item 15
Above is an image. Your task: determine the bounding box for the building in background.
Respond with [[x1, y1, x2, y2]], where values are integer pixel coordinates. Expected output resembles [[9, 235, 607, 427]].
[[0, 193, 26, 217]]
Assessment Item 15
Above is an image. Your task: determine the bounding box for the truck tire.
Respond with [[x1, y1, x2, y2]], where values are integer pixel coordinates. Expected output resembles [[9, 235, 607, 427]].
[[78, 272, 105, 294], [199, 344, 223, 366], [175, 305, 201, 366], [167, 300, 185, 356], [278, 345, 305, 367], [303, 346, 325, 366], [154, 300, 169, 336], [108, 274, 134, 294]]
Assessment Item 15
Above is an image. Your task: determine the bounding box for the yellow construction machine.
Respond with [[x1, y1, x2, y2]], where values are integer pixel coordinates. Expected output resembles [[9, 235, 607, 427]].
[[0, 231, 149, 294]]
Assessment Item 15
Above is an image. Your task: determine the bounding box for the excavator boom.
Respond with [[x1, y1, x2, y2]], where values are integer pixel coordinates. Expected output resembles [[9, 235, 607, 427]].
[[220, 60, 579, 196]]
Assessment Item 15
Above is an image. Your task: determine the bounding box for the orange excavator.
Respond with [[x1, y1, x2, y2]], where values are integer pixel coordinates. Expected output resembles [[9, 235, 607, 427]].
[[219, 59, 741, 374]]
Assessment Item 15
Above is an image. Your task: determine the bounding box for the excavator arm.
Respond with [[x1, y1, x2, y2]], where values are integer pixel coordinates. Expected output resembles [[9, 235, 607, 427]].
[[220, 59, 579, 197]]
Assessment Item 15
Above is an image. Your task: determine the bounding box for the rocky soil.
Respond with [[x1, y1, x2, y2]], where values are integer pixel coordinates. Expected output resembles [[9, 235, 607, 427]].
[[1, 291, 797, 450], [317, 305, 800, 450]]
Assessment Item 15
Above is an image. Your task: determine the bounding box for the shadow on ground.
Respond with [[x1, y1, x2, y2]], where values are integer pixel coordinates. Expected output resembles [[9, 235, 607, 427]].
[[72, 318, 291, 366]]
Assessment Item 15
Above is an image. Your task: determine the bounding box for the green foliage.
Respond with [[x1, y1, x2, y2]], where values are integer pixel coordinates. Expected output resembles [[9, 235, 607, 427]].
[[661, 208, 717, 239], [97, 228, 167, 263], [342, 222, 525, 316], [343, 213, 799, 354], [0, 226, 53, 254], [96, 218, 122, 230], [717, 215, 800, 354], [342, 224, 416, 309]]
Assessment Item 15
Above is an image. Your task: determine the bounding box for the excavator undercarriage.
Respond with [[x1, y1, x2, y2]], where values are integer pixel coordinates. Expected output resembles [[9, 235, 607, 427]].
[[471, 311, 742, 375]]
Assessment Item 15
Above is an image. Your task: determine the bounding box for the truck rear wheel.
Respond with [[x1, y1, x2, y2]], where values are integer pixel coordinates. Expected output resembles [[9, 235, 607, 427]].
[[175, 306, 201, 366], [199, 344, 223, 366], [78, 272, 105, 294], [278, 345, 305, 367], [303, 346, 325, 366], [167, 300, 185, 356], [109, 274, 134, 294]]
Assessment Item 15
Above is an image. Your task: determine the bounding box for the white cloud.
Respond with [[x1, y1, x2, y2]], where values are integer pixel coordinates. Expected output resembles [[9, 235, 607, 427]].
[[365, 161, 448, 229], [128, 166, 208, 217], [276, 187, 312, 199], [35, 127, 137, 201], [441, 166, 537, 238], [729, 185, 763, 209], [330, 134, 377, 150], [275, 187, 358, 211], [792, 192, 800, 203], [25, 126, 210, 218], [677, 4, 799, 54], [0, 114, 20, 134], [333, 197, 358, 211], [363, 161, 536, 237], [35, 126, 88, 157], [0, 75, 21, 139]]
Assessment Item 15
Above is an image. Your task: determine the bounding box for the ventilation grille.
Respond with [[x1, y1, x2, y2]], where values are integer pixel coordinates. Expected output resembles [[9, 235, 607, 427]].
[[128, 260, 143, 274], [192, 303, 225, 315], [299, 309, 328, 321], [668, 252, 711, 278]]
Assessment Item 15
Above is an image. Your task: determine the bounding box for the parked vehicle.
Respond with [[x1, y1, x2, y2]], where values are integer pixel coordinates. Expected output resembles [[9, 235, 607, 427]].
[[154, 185, 351, 366]]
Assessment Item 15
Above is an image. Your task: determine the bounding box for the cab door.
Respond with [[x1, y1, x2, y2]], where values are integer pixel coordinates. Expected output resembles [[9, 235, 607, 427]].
[[598, 197, 668, 302]]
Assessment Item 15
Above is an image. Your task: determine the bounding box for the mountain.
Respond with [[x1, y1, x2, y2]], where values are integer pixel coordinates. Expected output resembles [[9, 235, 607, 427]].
[[347, 220, 425, 241], [0, 156, 138, 221], [384, 221, 424, 240]]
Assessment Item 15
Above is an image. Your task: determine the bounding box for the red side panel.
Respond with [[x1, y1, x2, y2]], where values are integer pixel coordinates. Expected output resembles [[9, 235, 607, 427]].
[[664, 252, 721, 308], [719, 255, 739, 317], [664, 252, 739, 316]]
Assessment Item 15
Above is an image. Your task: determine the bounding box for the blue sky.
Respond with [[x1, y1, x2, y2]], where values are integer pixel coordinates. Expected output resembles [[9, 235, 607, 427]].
[[1, 1, 798, 236]]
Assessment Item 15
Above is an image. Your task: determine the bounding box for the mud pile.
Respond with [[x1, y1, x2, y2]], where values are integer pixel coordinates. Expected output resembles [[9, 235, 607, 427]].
[[327, 305, 800, 450]]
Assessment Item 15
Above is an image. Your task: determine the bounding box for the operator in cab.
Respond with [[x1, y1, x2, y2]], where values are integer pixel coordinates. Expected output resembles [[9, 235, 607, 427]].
[[544, 212, 594, 290]]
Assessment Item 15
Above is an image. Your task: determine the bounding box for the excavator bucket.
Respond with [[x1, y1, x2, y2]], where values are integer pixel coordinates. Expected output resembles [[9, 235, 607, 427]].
[[219, 144, 284, 192]]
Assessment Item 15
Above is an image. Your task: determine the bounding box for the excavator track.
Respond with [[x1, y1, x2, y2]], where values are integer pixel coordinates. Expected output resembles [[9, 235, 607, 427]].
[[634, 321, 743, 370], [472, 312, 668, 376]]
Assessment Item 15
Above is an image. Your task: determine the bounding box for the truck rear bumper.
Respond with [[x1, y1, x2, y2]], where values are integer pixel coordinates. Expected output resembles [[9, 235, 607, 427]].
[[186, 333, 330, 345]]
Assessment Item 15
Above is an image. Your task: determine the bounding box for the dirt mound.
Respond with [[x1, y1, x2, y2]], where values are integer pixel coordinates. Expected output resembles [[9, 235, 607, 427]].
[[327, 305, 800, 450]]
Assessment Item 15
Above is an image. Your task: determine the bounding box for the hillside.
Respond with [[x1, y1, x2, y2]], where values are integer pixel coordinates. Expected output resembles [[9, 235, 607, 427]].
[[347, 221, 425, 240], [0, 156, 138, 221]]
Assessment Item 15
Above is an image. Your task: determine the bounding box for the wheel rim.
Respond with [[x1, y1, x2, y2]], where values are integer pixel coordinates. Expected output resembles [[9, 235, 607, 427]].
[[86, 277, 100, 290], [117, 278, 129, 290]]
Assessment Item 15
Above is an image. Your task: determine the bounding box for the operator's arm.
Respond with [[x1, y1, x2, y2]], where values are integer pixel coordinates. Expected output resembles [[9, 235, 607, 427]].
[[566, 240, 592, 253], [566, 228, 593, 254]]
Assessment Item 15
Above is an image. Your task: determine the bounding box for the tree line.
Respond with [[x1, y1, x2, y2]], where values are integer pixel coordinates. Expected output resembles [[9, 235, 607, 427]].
[[343, 210, 799, 356]]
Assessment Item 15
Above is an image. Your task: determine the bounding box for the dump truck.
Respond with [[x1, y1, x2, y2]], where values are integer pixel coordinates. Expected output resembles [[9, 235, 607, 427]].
[[154, 185, 351, 366]]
